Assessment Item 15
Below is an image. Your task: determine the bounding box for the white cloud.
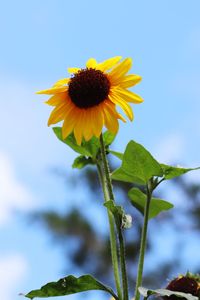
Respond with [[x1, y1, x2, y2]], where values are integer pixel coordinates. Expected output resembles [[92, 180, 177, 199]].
[[0, 254, 27, 300], [154, 133, 185, 164], [0, 151, 35, 226]]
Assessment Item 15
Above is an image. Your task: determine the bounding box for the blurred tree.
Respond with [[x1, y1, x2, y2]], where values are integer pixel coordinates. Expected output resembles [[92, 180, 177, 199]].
[[30, 158, 200, 291]]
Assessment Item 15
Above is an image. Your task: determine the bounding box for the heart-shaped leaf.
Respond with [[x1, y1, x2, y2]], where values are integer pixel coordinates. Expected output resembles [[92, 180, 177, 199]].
[[112, 141, 163, 185]]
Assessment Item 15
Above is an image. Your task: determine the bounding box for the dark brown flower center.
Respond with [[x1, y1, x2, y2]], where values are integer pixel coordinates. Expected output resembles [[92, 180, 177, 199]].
[[163, 276, 199, 300], [68, 68, 110, 108]]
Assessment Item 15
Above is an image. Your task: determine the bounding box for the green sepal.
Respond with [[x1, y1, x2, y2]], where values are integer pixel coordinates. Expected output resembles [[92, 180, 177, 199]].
[[25, 274, 118, 299], [128, 188, 174, 219], [112, 141, 163, 185], [53, 127, 97, 157], [138, 287, 198, 300], [53, 127, 116, 160]]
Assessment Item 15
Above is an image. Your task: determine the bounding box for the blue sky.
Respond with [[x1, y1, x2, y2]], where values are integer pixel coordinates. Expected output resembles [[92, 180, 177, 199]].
[[0, 1, 200, 299]]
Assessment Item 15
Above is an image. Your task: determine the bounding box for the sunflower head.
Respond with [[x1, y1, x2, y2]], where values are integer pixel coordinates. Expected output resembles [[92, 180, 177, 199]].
[[163, 273, 200, 300], [37, 56, 143, 145]]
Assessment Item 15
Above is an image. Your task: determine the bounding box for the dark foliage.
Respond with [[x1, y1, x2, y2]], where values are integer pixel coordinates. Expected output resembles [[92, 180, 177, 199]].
[[29, 160, 200, 291]]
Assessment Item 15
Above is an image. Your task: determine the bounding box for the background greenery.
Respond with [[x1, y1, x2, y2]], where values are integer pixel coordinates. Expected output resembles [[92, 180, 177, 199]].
[[30, 153, 200, 293]]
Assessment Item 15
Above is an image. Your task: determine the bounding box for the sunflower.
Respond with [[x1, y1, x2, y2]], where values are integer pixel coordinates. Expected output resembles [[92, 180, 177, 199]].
[[37, 56, 143, 145]]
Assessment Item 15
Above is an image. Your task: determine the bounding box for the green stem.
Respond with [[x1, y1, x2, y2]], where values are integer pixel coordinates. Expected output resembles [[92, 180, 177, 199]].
[[118, 228, 129, 300], [99, 134, 115, 202], [98, 133, 129, 300], [97, 163, 122, 300], [134, 184, 152, 300]]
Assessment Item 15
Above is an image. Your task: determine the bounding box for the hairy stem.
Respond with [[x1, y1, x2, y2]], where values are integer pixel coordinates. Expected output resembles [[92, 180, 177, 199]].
[[118, 228, 129, 300], [97, 163, 122, 300], [134, 184, 152, 300], [98, 133, 129, 300]]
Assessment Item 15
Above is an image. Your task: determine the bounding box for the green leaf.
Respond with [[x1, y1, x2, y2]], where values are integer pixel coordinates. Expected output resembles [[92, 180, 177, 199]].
[[82, 137, 100, 158], [103, 131, 116, 146], [128, 188, 174, 219], [138, 287, 198, 300], [112, 141, 163, 185], [161, 164, 200, 180], [109, 150, 123, 160], [25, 275, 118, 299], [53, 127, 91, 156], [72, 155, 94, 169], [53, 128, 116, 159], [112, 168, 142, 184]]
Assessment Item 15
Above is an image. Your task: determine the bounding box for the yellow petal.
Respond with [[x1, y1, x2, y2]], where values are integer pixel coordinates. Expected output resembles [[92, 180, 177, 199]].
[[118, 74, 142, 88], [92, 106, 104, 137], [82, 110, 93, 141], [112, 87, 144, 104], [53, 78, 70, 87], [109, 94, 133, 121], [108, 58, 132, 85], [62, 118, 74, 139], [105, 100, 126, 122], [117, 113, 126, 122], [48, 103, 68, 126], [103, 102, 119, 133], [67, 67, 80, 74], [86, 58, 98, 68], [62, 105, 78, 139], [74, 111, 84, 145], [45, 92, 67, 106], [36, 86, 67, 95], [96, 56, 122, 72]]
